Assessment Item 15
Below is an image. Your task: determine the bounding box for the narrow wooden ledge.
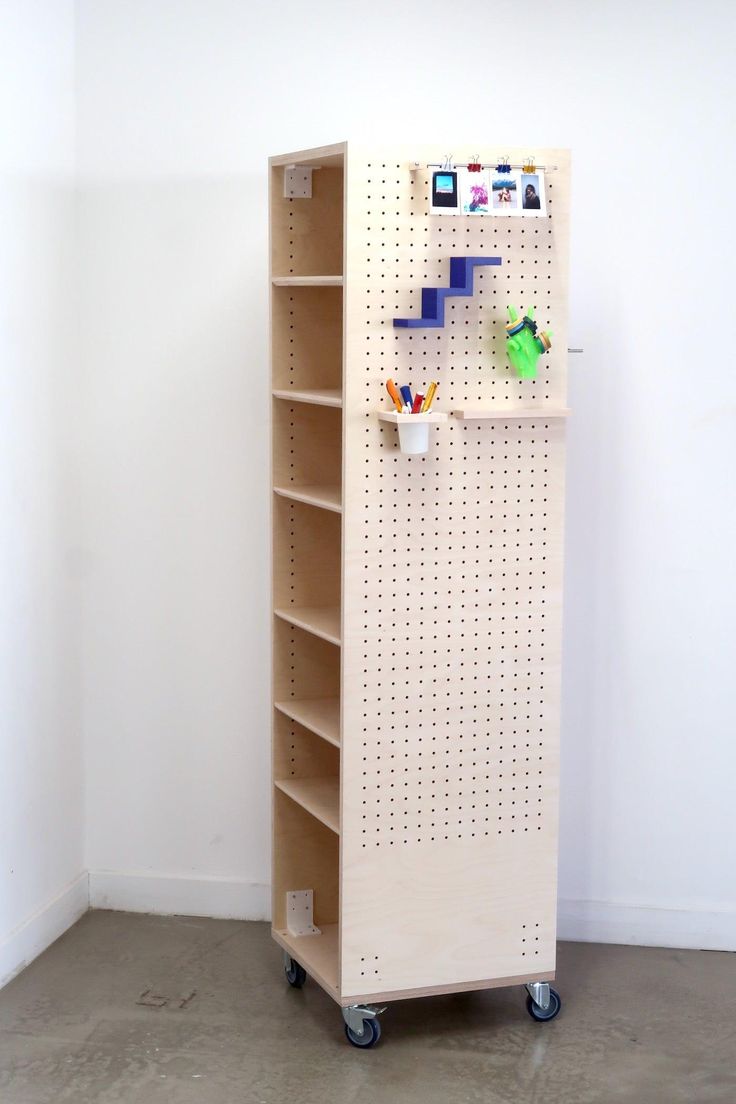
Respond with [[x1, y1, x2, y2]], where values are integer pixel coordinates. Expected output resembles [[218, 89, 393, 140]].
[[453, 407, 570, 421]]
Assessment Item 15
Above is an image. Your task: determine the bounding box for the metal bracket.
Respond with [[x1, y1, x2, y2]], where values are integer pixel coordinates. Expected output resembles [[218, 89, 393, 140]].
[[342, 1004, 386, 1037], [286, 890, 321, 937], [283, 166, 313, 199], [526, 981, 551, 1010]]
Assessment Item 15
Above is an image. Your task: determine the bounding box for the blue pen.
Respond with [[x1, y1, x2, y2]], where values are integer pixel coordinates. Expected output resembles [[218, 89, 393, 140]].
[[399, 385, 413, 409]]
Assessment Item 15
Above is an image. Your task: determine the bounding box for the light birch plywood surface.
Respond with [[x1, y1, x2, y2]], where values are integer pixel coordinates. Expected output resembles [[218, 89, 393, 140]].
[[340, 145, 570, 999]]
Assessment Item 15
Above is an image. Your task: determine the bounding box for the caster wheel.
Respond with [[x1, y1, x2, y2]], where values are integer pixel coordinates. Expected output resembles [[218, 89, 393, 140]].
[[345, 1018, 381, 1048], [527, 986, 561, 1022], [284, 956, 306, 988]]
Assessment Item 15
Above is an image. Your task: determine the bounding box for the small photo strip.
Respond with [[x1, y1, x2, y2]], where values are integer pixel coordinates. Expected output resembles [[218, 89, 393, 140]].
[[490, 172, 520, 214], [430, 165, 547, 217], [460, 168, 490, 215], [520, 171, 547, 217]]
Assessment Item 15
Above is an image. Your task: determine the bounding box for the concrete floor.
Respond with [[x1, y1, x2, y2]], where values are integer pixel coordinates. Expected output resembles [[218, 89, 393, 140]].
[[0, 913, 733, 1104]]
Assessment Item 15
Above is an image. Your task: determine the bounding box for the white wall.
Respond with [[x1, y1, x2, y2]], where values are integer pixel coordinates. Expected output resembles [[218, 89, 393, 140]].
[[76, 0, 736, 946], [0, 0, 87, 986]]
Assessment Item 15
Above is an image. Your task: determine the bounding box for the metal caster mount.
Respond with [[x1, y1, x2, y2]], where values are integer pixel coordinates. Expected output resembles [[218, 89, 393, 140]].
[[342, 1003, 386, 1048], [283, 952, 306, 988], [525, 980, 562, 1021], [283, 955, 386, 1046]]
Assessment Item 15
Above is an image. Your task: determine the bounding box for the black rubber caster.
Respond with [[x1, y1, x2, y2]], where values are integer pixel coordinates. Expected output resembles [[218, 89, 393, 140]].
[[284, 956, 307, 988], [344, 1018, 382, 1048], [526, 986, 561, 1021]]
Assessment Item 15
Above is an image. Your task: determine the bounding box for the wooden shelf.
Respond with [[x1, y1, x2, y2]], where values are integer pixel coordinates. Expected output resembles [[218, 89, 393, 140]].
[[273, 484, 341, 513], [275, 777, 339, 834], [272, 276, 343, 287], [453, 407, 571, 421], [274, 698, 340, 748], [273, 388, 342, 408], [274, 606, 341, 646], [272, 923, 339, 997]]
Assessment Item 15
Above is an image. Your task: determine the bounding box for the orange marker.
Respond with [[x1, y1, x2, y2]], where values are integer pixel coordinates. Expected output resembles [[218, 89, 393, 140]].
[[386, 378, 403, 412]]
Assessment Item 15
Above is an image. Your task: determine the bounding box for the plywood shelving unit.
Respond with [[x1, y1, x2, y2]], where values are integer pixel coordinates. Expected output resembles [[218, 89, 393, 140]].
[[269, 142, 571, 1040], [270, 144, 345, 998]]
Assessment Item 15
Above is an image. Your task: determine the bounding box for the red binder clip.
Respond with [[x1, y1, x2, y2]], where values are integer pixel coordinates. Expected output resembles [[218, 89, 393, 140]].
[[467, 154, 482, 173]]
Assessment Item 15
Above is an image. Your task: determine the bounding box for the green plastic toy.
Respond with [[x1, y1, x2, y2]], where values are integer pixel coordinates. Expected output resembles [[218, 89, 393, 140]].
[[505, 306, 552, 380]]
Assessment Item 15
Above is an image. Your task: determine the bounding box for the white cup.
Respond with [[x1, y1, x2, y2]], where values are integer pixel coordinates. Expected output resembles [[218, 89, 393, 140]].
[[397, 420, 430, 454]]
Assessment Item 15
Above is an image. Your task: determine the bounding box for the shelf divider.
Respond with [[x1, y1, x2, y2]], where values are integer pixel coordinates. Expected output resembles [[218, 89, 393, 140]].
[[274, 606, 341, 647], [273, 388, 342, 408], [273, 484, 342, 513], [275, 777, 340, 834], [274, 698, 340, 748], [272, 276, 343, 287]]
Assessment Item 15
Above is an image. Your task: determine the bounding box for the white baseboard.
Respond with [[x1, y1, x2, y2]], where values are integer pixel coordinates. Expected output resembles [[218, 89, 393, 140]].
[[88, 870, 269, 921], [0, 875, 729, 987], [87, 878, 734, 951], [558, 898, 736, 952], [0, 873, 89, 988], [87, 876, 735, 950]]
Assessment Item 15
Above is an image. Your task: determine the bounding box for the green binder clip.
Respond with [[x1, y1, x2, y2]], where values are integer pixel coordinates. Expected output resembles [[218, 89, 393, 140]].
[[505, 306, 552, 380]]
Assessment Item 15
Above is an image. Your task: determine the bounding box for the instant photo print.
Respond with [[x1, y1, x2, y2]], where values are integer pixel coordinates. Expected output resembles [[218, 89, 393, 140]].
[[520, 172, 547, 216], [491, 172, 521, 215], [460, 168, 490, 215], [430, 169, 459, 214]]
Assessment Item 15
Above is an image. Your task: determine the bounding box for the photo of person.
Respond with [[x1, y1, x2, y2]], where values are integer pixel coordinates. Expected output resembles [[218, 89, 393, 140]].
[[520, 172, 547, 216], [460, 169, 490, 214], [491, 175, 518, 212]]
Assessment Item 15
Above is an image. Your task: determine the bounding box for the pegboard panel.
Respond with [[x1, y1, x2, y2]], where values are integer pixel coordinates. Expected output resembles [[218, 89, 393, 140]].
[[340, 146, 570, 1000]]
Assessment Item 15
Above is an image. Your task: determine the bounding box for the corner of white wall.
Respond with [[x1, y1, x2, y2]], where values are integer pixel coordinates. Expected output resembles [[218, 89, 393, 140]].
[[0, 874, 89, 989], [0, 0, 86, 991]]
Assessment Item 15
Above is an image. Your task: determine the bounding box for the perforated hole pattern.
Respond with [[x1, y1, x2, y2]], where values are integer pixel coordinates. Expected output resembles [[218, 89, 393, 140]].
[[344, 158, 567, 851]]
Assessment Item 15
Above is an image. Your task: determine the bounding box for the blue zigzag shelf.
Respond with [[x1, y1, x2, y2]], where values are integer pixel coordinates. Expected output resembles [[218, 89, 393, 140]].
[[393, 256, 502, 329]]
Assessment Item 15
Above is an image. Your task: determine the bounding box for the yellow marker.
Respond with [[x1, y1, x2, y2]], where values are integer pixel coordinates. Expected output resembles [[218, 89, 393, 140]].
[[386, 378, 403, 412], [421, 381, 438, 412]]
